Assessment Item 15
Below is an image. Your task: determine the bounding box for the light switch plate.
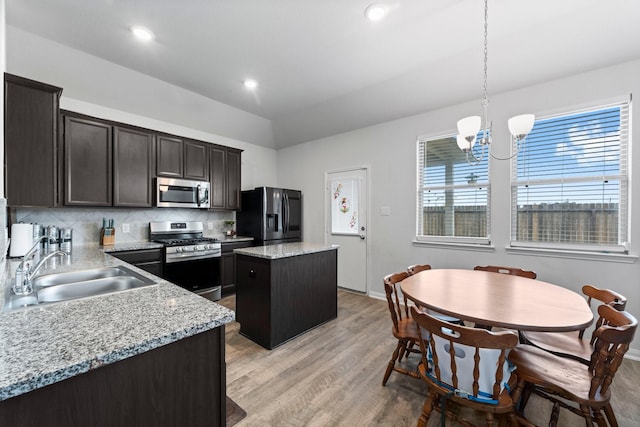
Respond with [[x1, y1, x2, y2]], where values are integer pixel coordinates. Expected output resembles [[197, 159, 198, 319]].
[[380, 206, 391, 216], [122, 223, 130, 233]]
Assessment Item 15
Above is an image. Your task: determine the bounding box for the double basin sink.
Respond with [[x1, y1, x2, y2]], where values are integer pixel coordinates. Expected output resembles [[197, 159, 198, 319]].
[[4, 265, 157, 312]]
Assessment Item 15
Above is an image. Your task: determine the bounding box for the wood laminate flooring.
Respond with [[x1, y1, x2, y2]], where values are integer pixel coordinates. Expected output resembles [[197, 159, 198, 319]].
[[220, 290, 640, 426]]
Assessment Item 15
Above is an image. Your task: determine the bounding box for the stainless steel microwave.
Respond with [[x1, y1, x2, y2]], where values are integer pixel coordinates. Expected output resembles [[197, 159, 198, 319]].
[[156, 177, 210, 208]]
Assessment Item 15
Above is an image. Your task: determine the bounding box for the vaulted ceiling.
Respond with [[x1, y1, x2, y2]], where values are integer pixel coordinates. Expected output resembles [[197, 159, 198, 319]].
[[7, 0, 640, 148]]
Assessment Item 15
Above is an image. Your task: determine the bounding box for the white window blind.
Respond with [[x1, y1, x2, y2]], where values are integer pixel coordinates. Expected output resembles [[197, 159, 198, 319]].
[[417, 134, 490, 244], [511, 99, 630, 252]]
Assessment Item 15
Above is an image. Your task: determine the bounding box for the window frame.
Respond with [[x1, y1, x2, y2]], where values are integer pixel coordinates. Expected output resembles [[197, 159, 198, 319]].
[[509, 97, 631, 254], [416, 132, 491, 245]]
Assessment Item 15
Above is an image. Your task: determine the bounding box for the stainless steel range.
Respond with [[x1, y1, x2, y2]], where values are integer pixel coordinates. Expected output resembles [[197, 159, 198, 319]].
[[150, 221, 222, 300]]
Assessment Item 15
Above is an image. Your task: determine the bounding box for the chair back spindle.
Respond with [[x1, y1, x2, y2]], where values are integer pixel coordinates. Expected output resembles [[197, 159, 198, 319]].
[[382, 272, 421, 386], [384, 272, 410, 330], [411, 306, 518, 403], [588, 304, 637, 397]]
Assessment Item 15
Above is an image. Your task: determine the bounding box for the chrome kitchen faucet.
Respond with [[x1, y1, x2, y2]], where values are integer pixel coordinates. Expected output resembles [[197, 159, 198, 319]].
[[13, 236, 67, 296]]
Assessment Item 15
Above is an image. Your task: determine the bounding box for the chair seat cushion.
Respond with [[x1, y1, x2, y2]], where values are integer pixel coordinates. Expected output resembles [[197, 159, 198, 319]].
[[509, 344, 610, 406], [428, 332, 514, 402], [421, 306, 460, 323], [521, 330, 592, 364], [418, 363, 515, 411]]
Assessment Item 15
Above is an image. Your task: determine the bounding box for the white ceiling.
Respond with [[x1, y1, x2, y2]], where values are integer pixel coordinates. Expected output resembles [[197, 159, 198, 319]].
[[6, 0, 640, 148]]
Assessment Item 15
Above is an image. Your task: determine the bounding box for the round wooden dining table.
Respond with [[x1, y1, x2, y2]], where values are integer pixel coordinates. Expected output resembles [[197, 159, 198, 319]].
[[400, 269, 593, 332]]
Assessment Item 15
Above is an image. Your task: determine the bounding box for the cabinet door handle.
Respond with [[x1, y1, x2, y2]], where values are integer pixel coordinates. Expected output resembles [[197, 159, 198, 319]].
[[249, 269, 256, 278]]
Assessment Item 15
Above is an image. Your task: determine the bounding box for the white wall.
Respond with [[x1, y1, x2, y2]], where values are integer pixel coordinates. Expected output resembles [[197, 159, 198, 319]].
[[277, 59, 640, 357], [6, 26, 275, 149], [4, 25, 278, 249], [4, 26, 278, 192]]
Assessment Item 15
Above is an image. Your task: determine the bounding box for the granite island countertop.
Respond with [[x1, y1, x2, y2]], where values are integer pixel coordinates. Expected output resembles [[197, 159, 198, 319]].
[[234, 242, 339, 260], [0, 243, 234, 402]]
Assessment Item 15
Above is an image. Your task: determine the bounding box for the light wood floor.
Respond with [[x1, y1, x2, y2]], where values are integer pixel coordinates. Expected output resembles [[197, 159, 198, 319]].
[[219, 290, 640, 427]]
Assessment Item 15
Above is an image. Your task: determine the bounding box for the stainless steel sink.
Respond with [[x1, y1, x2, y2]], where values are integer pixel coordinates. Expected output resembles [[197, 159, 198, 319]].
[[32, 265, 137, 287], [37, 275, 154, 303], [4, 265, 157, 312]]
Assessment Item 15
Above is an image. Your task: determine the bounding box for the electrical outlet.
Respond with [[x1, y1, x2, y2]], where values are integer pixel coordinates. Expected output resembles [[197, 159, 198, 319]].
[[122, 223, 130, 233], [380, 206, 391, 216], [207, 222, 214, 230]]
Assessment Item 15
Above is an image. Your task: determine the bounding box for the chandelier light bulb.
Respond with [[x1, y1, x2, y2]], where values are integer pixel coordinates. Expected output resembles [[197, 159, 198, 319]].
[[508, 114, 536, 140], [457, 116, 482, 139], [456, 135, 474, 152]]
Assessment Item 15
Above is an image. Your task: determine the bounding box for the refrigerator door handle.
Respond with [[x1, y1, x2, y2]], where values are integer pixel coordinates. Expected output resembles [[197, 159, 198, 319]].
[[283, 192, 288, 235], [286, 193, 291, 234]]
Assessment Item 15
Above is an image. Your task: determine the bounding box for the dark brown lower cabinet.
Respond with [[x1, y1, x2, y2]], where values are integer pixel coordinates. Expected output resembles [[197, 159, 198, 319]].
[[0, 327, 226, 427], [109, 248, 163, 277], [235, 249, 338, 349], [221, 240, 254, 295]]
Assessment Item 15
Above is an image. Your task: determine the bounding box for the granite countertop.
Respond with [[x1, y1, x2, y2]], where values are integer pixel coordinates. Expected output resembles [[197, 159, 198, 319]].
[[101, 241, 164, 252], [0, 243, 234, 402], [234, 242, 339, 260], [221, 236, 253, 243]]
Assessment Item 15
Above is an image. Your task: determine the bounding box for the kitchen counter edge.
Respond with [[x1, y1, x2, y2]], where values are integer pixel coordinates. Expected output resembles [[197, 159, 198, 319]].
[[234, 242, 339, 259], [0, 243, 234, 402]]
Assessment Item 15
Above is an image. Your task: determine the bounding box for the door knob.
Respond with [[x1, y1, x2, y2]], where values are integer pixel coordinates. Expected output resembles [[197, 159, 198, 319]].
[[360, 235, 365, 240]]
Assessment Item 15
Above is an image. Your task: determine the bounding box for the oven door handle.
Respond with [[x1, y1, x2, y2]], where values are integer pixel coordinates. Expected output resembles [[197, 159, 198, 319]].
[[165, 253, 221, 263]]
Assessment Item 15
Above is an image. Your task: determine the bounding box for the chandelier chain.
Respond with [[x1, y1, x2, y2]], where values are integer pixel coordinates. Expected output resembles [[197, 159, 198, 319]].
[[457, 0, 534, 165], [482, 0, 489, 108]]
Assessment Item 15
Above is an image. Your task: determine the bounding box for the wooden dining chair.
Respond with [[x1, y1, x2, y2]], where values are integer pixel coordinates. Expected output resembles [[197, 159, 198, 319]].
[[472, 265, 536, 330], [407, 264, 462, 325], [520, 285, 627, 365], [510, 304, 637, 427], [473, 265, 537, 279], [382, 271, 421, 386], [407, 264, 432, 276], [409, 306, 522, 427]]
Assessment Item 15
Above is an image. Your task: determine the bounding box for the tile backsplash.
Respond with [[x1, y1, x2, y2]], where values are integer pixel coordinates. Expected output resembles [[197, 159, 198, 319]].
[[15, 207, 235, 245]]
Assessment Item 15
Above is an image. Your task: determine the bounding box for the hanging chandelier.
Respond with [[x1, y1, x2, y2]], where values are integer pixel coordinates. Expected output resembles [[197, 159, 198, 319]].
[[456, 0, 535, 165]]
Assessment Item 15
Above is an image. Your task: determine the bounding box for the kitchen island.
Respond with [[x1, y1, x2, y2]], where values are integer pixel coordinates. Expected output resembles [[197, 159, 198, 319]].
[[234, 242, 338, 349], [0, 244, 234, 427]]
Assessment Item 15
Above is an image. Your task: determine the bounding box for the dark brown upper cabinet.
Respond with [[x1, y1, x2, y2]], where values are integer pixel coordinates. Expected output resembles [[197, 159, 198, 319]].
[[209, 146, 242, 210], [64, 115, 113, 206], [226, 149, 242, 210], [4, 73, 62, 207], [209, 146, 226, 209], [113, 126, 155, 207], [184, 140, 209, 181], [156, 135, 183, 178]]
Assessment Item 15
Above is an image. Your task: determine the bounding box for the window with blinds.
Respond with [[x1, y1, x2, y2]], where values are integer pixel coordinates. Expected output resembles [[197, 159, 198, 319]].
[[417, 134, 490, 244], [511, 99, 630, 252]]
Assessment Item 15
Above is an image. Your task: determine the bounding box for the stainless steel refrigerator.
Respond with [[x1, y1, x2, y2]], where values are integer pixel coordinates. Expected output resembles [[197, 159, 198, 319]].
[[236, 187, 302, 245]]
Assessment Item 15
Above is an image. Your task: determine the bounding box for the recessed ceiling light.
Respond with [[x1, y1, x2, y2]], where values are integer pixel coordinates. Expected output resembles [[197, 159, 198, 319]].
[[130, 26, 155, 42], [243, 79, 258, 90], [365, 4, 387, 22]]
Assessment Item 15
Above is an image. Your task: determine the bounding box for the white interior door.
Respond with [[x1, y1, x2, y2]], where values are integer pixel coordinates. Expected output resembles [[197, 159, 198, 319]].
[[326, 168, 367, 293]]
